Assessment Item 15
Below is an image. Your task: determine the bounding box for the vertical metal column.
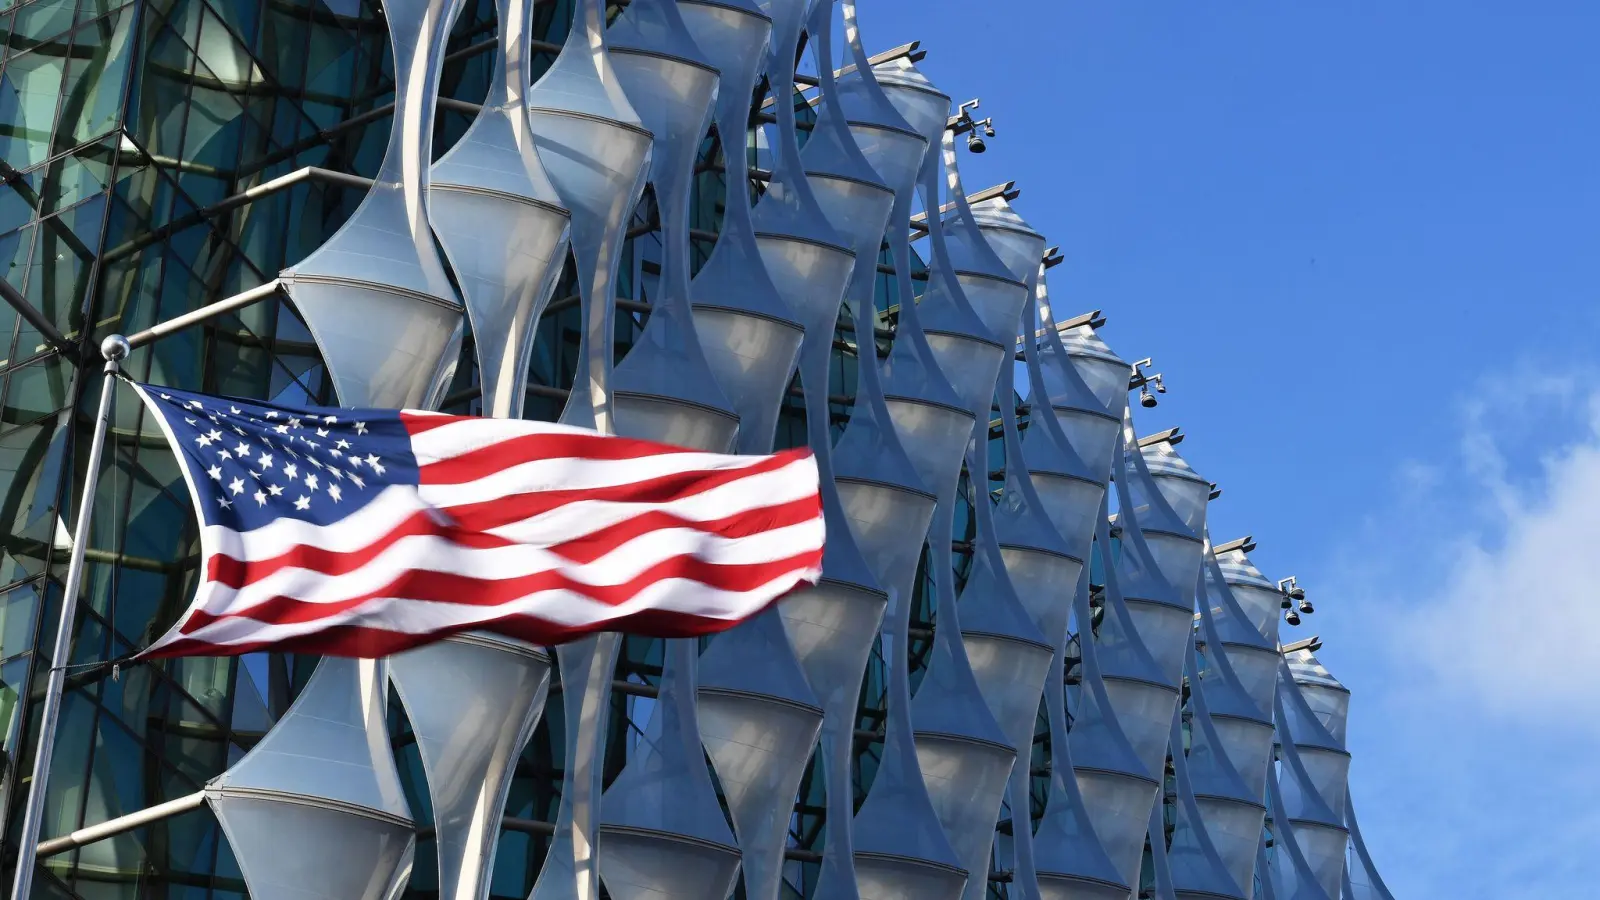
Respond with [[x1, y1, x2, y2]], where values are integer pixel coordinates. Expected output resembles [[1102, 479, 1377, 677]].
[[10, 334, 130, 900]]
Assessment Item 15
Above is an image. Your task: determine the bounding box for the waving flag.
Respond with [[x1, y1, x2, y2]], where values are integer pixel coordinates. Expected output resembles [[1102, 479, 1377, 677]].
[[131, 384, 824, 659]]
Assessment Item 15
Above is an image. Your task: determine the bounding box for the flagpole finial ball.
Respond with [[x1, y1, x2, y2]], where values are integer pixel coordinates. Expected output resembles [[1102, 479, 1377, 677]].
[[101, 334, 131, 362]]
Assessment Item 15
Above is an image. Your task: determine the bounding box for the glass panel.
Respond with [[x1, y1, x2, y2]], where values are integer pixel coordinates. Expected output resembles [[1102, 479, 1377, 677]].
[[0, 416, 66, 588], [0, 578, 38, 659], [28, 195, 104, 337], [171, 11, 249, 207], [0, 167, 39, 232], [146, 668, 231, 786], [203, 0, 259, 50], [126, 17, 195, 163], [40, 137, 114, 215], [99, 440, 199, 650], [1, 221, 33, 294], [0, 652, 29, 753], [0, 308, 12, 373], [8, 0, 76, 51], [76, 0, 131, 23], [57, 9, 135, 149], [72, 696, 155, 892], [37, 688, 98, 853], [0, 45, 67, 170], [100, 147, 155, 245]]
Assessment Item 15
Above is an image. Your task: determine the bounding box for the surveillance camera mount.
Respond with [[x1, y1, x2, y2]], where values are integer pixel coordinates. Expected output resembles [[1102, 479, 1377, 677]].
[[1129, 357, 1166, 395], [948, 99, 994, 139]]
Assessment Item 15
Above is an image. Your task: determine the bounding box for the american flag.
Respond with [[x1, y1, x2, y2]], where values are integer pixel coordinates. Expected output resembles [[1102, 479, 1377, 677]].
[[131, 383, 824, 659]]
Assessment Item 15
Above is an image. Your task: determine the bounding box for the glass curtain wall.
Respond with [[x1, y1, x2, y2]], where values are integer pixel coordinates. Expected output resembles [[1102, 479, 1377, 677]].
[[0, 1, 950, 897]]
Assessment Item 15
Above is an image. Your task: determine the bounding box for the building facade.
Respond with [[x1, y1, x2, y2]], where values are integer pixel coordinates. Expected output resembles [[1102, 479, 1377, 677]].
[[0, 0, 1395, 898]]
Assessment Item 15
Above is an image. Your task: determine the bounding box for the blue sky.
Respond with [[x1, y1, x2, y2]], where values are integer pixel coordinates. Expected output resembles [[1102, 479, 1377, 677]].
[[856, 1, 1600, 896]]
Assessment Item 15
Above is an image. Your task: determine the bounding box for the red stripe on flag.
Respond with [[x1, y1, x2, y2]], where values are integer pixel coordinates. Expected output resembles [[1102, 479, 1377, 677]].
[[444, 451, 808, 533], [418, 431, 703, 485], [546, 495, 823, 564], [205, 493, 819, 589], [182, 547, 823, 633], [206, 511, 513, 588], [141, 587, 815, 660], [398, 411, 468, 436]]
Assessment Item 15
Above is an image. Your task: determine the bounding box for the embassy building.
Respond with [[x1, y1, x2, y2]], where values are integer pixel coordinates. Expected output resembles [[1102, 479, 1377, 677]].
[[0, 0, 1396, 899]]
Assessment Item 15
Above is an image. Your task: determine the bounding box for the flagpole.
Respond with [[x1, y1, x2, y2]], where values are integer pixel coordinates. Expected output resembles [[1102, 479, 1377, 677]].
[[9, 334, 129, 900]]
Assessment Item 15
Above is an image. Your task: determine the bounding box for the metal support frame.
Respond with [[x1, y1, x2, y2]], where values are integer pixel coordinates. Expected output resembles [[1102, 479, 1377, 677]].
[[1136, 427, 1183, 449], [1213, 535, 1257, 554], [907, 181, 1018, 229], [101, 167, 376, 265], [34, 790, 207, 860], [760, 41, 926, 104], [1013, 308, 1107, 356], [1281, 635, 1323, 655], [124, 280, 283, 349], [0, 279, 75, 357]]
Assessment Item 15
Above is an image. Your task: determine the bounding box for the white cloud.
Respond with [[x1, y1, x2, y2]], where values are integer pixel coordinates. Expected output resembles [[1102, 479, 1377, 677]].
[[1318, 366, 1600, 898], [1401, 374, 1600, 726]]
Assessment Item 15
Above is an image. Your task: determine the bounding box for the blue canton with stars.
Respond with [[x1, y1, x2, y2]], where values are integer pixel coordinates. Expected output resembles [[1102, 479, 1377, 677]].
[[138, 384, 422, 531]]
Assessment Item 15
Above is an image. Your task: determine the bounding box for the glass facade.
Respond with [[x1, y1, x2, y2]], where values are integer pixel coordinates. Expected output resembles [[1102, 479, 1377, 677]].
[[0, 2, 928, 896], [0, 2, 1389, 899]]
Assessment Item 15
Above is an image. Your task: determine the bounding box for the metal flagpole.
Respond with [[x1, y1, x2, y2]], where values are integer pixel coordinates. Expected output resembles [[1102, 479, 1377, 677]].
[[9, 334, 130, 900]]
